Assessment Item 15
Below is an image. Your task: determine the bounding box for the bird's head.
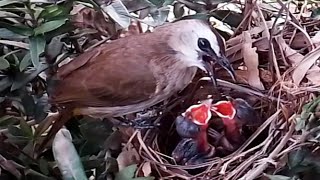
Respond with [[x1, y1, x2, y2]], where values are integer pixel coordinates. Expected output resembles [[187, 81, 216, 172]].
[[164, 19, 236, 85], [182, 99, 213, 126], [211, 98, 261, 126]]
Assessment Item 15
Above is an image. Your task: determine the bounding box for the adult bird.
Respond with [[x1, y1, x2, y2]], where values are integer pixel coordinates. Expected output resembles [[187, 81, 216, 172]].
[[41, 19, 235, 152]]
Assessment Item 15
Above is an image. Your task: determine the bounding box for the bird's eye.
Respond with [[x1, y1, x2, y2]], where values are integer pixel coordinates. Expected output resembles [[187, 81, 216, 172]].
[[198, 38, 211, 51]]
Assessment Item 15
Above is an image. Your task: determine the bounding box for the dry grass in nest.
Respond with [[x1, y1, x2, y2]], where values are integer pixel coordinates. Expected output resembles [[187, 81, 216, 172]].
[[129, 86, 317, 179]]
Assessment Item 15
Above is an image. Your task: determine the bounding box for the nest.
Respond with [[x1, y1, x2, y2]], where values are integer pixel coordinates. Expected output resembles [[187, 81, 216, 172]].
[[125, 72, 319, 180]]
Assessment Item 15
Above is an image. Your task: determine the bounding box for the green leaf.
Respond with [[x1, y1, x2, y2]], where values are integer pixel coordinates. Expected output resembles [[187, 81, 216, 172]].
[[303, 97, 320, 113], [295, 97, 320, 131], [34, 18, 68, 35], [0, 57, 10, 70], [294, 116, 306, 131], [0, 115, 19, 127], [101, 0, 130, 28], [29, 36, 46, 67], [20, 53, 31, 71], [8, 126, 24, 137], [0, 22, 34, 36], [0, 76, 12, 92], [148, 0, 165, 7], [39, 158, 49, 175], [11, 63, 49, 91], [163, 0, 174, 6], [79, 117, 113, 146], [174, 13, 209, 22], [115, 164, 137, 180], [311, 8, 320, 20], [0, 28, 25, 40], [134, 177, 154, 180], [38, 4, 69, 20], [288, 148, 308, 169], [20, 118, 33, 138], [21, 94, 36, 116]]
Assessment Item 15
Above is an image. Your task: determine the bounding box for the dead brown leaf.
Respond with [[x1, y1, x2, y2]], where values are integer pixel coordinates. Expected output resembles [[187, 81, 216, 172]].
[[226, 26, 264, 48], [141, 161, 152, 177], [253, 37, 269, 51], [233, 70, 249, 84], [306, 66, 320, 84], [116, 143, 140, 171], [226, 35, 242, 47], [289, 32, 309, 49], [241, 31, 265, 90], [292, 46, 320, 85], [226, 26, 270, 63], [226, 43, 243, 62], [276, 36, 304, 65]]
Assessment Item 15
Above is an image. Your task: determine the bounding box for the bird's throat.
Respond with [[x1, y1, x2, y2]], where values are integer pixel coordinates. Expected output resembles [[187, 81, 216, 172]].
[[196, 128, 210, 152], [222, 118, 239, 138]]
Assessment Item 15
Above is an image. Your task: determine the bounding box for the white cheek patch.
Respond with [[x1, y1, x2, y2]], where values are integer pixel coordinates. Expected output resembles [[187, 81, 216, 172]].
[[209, 35, 221, 57]]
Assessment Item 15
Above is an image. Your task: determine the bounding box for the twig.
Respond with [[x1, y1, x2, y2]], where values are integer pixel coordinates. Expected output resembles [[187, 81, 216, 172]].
[[208, 78, 287, 103], [241, 122, 295, 180], [256, 2, 281, 81], [236, 110, 281, 153]]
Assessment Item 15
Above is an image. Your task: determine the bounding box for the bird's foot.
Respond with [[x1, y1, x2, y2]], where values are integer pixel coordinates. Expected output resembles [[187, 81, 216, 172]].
[[107, 108, 162, 129], [113, 116, 160, 129], [136, 108, 159, 119], [129, 108, 161, 129], [131, 116, 161, 129]]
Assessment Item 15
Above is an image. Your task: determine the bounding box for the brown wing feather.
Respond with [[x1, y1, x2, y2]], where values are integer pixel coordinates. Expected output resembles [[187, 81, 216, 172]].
[[49, 33, 171, 107]]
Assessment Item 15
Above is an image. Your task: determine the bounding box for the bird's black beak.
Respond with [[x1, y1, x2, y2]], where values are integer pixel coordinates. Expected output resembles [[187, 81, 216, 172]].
[[202, 56, 217, 86], [204, 49, 236, 83], [216, 55, 236, 82]]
